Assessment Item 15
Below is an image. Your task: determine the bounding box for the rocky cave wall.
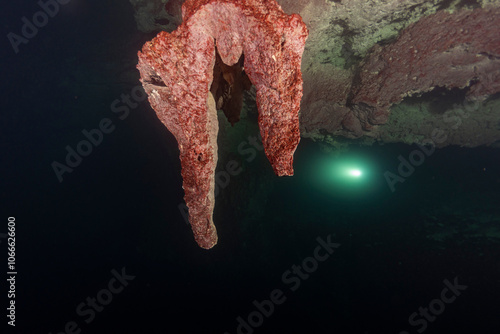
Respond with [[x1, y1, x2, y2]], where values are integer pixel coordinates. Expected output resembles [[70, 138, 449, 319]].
[[131, 0, 500, 149]]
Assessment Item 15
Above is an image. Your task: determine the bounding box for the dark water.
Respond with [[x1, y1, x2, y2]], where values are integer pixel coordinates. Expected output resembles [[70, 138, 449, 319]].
[[1, 1, 499, 334]]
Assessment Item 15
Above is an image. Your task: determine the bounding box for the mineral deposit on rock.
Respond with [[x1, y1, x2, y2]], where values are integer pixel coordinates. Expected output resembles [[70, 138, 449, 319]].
[[137, 0, 308, 249]]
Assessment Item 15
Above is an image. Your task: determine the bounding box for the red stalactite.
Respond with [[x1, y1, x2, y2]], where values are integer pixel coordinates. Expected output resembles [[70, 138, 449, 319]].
[[137, 0, 308, 249]]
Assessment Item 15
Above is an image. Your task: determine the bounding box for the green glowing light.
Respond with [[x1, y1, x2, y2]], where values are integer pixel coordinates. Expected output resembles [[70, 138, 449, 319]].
[[349, 169, 362, 177], [305, 151, 379, 199]]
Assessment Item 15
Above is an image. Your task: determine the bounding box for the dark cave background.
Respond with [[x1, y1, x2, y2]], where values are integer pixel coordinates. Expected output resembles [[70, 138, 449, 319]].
[[1, 1, 499, 333]]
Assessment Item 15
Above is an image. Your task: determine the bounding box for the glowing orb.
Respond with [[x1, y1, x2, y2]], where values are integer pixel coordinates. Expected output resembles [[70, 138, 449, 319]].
[[349, 169, 362, 177]]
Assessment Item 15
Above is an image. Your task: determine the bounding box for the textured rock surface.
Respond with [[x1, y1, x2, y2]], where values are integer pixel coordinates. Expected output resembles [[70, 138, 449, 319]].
[[131, 0, 500, 148], [137, 0, 307, 248], [350, 7, 500, 133], [297, 1, 500, 146], [129, 0, 183, 33]]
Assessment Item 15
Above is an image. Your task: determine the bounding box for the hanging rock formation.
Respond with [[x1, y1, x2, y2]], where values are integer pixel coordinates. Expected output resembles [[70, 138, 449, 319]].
[[131, 0, 500, 147], [137, 0, 308, 249]]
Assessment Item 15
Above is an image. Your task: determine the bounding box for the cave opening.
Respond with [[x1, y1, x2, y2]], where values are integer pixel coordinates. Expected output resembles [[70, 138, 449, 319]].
[[401, 85, 469, 115]]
